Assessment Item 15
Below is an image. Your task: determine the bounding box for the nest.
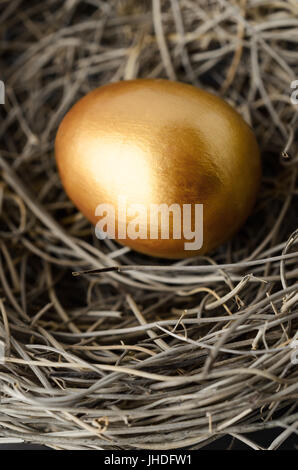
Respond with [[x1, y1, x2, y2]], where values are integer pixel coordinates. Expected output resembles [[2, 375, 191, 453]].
[[0, 0, 298, 450]]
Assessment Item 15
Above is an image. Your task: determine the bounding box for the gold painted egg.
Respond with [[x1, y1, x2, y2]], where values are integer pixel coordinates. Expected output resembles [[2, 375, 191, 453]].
[[55, 79, 261, 258]]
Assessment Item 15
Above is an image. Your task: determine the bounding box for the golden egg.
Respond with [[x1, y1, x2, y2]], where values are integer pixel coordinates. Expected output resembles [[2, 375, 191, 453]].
[[55, 79, 261, 259]]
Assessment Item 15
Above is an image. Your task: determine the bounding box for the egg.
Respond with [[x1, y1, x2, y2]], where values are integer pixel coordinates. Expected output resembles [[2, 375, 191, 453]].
[[55, 79, 261, 259]]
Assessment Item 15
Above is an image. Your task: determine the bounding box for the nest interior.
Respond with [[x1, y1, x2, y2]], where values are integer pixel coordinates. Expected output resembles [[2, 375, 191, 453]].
[[0, 0, 298, 450]]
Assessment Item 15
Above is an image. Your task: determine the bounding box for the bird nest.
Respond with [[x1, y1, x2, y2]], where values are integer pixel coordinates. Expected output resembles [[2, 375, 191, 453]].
[[0, 0, 298, 450]]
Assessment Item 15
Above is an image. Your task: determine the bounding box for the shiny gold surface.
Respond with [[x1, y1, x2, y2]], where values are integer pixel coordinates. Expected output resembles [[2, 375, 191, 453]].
[[55, 79, 261, 258]]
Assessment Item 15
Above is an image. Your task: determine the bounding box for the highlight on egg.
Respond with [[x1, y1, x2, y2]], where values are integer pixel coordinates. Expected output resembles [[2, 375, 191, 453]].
[[55, 79, 262, 259]]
